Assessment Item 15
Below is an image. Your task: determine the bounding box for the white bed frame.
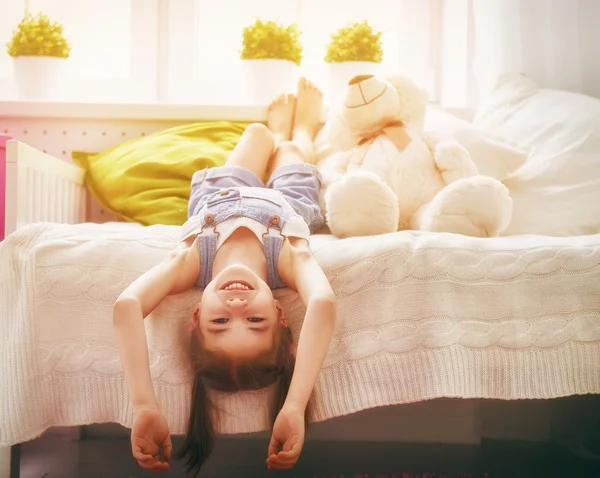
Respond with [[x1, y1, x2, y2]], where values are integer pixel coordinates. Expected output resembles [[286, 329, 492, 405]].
[[0, 110, 586, 477], [0, 138, 572, 478], [4, 140, 87, 237]]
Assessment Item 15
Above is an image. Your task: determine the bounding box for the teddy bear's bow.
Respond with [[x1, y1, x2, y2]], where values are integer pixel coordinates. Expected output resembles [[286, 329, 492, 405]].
[[357, 120, 411, 152]]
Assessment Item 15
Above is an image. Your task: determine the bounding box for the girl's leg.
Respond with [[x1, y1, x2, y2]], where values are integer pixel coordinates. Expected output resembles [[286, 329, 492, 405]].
[[225, 94, 295, 181], [267, 141, 306, 178], [268, 79, 323, 175]]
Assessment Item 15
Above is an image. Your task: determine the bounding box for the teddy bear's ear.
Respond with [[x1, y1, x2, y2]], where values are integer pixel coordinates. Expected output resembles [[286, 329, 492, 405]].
[[385, 75, 429, 129]]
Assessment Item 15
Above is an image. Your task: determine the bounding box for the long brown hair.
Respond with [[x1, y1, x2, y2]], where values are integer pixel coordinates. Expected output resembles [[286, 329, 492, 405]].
[[176, 325, 309, 476]]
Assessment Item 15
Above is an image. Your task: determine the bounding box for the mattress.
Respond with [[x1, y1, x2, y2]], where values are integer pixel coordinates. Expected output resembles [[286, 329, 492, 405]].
[[1, 222, 600, 446]]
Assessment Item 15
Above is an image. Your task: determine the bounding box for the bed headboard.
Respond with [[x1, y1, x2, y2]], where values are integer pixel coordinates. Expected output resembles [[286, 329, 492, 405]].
[[0, 105, 261, 224], [0, 104, 475, 224], [0, 103, 475, 160]]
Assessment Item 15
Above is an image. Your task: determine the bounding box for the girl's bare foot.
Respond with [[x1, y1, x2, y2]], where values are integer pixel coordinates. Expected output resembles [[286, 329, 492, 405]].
[[267, 93, 296, 144], [293, 78, 323, 140]]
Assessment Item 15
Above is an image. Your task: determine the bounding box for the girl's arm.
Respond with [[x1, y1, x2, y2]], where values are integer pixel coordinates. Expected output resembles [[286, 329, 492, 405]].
[[284, 238, 337, 411], [113, 241, 200, 411]]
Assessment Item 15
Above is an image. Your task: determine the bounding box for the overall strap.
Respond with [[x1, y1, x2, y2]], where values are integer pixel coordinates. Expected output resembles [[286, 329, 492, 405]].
[[263, 235, 287, 289], [196, 230, 219, 288]]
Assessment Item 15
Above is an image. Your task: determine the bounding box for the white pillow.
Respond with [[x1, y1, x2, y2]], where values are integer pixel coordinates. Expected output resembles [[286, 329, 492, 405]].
[[474, 74, 600, 236], [423, 106, 530, 181], [315, 105, 530, 181]]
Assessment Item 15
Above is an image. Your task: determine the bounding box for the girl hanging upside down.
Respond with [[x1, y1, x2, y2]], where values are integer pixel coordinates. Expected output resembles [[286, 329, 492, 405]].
[[113, 78, 337, 476]]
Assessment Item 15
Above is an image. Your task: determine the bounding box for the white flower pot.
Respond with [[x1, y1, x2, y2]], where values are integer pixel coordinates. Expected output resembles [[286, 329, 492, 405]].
[[326, 61, 382, 101], [242, 59, 298, 105], [13, 56, 67, 100]]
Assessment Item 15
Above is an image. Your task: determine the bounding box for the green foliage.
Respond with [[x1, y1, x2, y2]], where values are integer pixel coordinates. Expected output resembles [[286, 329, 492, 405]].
[[325, 20, 383, 63], [6, 12, 71, 58], [241, 19, 302, 66]]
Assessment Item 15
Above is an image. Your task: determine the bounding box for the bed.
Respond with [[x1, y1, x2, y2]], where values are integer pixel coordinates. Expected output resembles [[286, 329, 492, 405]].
[[2, 74, 600, 476]]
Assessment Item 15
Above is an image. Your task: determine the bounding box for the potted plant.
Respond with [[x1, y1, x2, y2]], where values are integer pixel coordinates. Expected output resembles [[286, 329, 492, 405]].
[[324, 20, 383, 99], [240, 19, 302, 105], [6, 12, 71, 100]]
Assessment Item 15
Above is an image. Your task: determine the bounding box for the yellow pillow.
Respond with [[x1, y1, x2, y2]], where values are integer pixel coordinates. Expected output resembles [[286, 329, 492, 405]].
[[72, 121, 248, 226]]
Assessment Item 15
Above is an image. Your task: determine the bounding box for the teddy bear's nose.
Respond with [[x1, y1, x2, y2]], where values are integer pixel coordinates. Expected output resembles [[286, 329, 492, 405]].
[[348, 74, 374, 86]]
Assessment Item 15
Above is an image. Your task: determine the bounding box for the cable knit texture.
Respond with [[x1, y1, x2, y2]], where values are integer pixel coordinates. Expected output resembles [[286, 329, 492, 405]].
[[2, 222, 600, 446]]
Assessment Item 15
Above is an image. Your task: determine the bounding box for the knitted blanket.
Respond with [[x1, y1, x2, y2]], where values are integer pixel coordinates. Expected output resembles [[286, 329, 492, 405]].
[[2, 222, 600, 446]]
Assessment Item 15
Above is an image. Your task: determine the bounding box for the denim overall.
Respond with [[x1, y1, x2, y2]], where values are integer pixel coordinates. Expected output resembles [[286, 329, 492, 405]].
[[193, 186, 303, 289]]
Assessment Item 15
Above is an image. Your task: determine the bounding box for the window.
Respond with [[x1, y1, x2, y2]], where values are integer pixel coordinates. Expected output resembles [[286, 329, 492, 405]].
[[0, 0, 472, 106], [0, 0, 158, 102], [167, 0, 443, 105], [299, 0, 434, 98], [195, 0, 297, 104]]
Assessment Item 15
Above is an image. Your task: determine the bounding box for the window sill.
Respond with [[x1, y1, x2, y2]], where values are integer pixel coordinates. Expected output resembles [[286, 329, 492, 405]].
[[0, 100, 282, 122], [0, 99, 474, 123]]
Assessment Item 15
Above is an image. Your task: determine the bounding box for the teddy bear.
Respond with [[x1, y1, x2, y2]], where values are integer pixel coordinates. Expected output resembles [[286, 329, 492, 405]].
[[314, 74, 514, 238]]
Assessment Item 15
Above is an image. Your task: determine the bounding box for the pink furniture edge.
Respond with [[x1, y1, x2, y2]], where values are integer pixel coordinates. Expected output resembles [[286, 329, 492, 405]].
[[0, 134, 11, 241]]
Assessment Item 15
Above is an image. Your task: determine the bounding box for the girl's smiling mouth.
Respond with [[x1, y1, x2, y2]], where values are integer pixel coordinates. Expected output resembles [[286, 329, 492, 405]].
[[220, 281, 254, 291]]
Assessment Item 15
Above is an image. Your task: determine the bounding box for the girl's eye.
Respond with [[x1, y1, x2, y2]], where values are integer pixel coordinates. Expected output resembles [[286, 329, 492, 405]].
[[212, 318, 228, 324], [247, 317, 264, 323]]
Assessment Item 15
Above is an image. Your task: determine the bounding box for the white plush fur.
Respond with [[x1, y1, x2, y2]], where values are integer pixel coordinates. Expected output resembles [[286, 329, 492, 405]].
[[316, 75, 513, 238]]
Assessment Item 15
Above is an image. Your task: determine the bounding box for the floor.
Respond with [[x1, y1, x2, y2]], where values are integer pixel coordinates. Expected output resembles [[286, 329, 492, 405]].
[[14, 431, 600, 478]]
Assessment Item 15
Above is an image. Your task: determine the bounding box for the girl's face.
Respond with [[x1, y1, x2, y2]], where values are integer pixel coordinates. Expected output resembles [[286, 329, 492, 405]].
[[195, 264, 286, 359]]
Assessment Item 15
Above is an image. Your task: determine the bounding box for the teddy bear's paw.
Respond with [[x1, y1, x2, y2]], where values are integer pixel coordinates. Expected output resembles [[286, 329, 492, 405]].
[[325, 171, 400, 238], [421, 176, 513, 237], [434, 140, 478, 184]]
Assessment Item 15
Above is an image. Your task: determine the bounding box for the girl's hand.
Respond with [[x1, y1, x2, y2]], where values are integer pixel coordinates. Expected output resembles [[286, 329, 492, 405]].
[[131, 405, 172, 472], [266, 403, 306, 471]]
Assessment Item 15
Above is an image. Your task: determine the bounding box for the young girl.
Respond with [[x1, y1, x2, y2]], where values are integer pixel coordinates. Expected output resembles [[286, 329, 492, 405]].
[[113, 78, 337, 475]]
